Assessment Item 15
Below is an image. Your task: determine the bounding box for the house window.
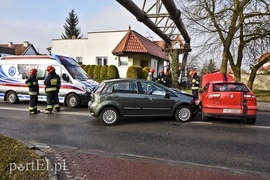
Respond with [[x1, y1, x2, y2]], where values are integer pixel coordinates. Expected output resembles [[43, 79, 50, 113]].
[[119, 57, 128, 66], [96, 57, 108, 65], [76, 57, 83, 64]]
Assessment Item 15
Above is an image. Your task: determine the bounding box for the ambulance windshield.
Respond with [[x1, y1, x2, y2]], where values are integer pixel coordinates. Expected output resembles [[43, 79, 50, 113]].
[[57, 55, 90, 80]]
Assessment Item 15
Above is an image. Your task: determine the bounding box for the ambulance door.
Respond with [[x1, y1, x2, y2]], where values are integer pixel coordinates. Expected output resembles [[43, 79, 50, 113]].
[[36, 65, 47, 95]]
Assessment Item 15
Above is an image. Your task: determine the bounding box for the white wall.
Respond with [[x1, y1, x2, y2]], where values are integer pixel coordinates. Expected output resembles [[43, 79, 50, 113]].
[[51, 31, 128, 77]]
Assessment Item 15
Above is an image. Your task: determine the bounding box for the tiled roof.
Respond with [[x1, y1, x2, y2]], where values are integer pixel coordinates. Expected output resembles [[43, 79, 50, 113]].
[[112, 28, 169, 61], [258, 52, 270, 70], [0, 42, 39, 55]]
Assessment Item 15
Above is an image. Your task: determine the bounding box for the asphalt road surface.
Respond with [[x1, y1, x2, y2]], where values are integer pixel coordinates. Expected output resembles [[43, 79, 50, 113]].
[[0, 101, 270, 177]]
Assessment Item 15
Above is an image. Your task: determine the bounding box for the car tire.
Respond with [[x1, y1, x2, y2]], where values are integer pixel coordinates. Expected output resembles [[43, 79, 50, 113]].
[[100, 107, 119, 125], [175, 105, 192, 122], [247, 117, 256, 125], [201, 110, 208, 121], [6, 91, 19, 104], [66, 93, 80, 108]]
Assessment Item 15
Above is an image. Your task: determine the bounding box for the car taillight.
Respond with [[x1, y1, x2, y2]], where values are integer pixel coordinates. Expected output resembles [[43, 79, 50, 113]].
[[96, 83, 106, 93], [208, 94, 221, 100], [244, 94, 256, 101]]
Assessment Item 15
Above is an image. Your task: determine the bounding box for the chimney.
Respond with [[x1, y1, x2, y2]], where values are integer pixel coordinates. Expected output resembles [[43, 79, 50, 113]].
[[23, 41, 29, 47], [8, 42, 13, 47]]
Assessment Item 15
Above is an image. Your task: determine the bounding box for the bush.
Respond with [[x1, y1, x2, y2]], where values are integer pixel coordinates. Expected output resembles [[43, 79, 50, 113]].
[[93, 65, 102, 82], [100, 65, 108, 82], [107, 65, 120, 79], [142, 66, 149, 79], [126, 66, 143, 79], [88, 65, 96, 79]]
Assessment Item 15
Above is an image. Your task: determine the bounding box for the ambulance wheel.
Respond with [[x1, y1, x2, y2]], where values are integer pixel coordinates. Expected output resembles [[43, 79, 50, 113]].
[[66, 93, 80, 108], [6, 91, 19, 104]]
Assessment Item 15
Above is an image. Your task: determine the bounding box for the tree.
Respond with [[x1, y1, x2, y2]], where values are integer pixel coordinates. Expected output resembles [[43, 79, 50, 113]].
[[177, 0, 270, 89], [61, 9, 83, 39]]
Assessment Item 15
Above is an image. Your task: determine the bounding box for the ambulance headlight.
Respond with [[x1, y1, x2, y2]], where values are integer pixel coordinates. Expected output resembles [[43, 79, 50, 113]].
[[83, 86, 91, 93]]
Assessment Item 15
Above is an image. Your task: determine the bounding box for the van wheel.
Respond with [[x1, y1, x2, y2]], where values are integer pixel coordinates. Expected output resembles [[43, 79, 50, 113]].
[[6, 91, 19, 104], [175, 105, 192, 122], [66, 94, 80, 108], [100, 107, 119, 125]]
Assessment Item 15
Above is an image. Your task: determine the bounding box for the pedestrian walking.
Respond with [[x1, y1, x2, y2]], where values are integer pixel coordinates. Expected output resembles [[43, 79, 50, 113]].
[[25, 68, 40, 114], [44, 66, 61, 114]]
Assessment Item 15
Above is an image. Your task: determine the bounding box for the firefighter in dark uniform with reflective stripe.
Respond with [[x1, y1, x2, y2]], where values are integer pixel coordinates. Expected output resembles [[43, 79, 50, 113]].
[[189, 70, 200, 99], [156, 70, 166, 85], [25, 68, 40, 114], [44, 66, 61, 114]]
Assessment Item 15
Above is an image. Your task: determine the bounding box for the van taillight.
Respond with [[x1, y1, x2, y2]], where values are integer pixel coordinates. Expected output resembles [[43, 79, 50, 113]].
[[96, 83, 106, 93], [244, 94, 256, 101], [208, 94, 220, 100]]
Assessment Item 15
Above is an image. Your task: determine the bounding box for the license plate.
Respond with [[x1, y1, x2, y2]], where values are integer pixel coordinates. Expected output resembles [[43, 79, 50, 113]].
[[222, 108, 241, 113]]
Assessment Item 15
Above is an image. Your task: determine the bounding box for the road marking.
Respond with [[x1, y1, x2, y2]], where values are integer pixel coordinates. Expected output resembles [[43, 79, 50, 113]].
[[0, 106, 90, 116]]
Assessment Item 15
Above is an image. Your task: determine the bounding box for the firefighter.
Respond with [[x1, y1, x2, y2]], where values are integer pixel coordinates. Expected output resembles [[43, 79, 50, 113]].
[[189, 70, 200, 99], [44, 66, 61, 114], [156, 70, 166, 85], [147, 68, 156, 81], [25, 68, 40, 114]]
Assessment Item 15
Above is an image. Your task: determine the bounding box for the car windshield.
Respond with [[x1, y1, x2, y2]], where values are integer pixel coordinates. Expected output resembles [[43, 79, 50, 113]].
[[213, 83, 249, 92]]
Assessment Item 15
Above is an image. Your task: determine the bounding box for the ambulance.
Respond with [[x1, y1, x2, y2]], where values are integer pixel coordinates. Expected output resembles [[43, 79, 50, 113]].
[[0, 54, 99, 107]]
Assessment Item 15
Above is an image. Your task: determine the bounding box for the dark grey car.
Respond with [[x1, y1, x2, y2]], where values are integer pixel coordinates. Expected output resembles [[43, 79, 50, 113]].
[[89, 79, 199, 125]]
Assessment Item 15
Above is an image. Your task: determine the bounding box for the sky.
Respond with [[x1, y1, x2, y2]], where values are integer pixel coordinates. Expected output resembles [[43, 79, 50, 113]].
[[0, 0, 158, 54]]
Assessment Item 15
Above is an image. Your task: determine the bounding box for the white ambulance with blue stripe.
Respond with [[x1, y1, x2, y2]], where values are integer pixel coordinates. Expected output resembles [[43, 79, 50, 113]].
[[0, 54, 98, 107]]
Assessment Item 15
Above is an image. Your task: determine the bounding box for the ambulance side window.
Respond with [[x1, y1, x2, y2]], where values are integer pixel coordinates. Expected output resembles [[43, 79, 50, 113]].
[[18, 64, 31, 79], [37, 66, 46, 80]]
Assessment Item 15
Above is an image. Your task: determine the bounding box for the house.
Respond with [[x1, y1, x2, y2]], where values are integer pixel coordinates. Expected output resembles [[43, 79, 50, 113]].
[[51, 27, 180, 78], [0, 41, 40, 56], [257, 52, 270, 73]]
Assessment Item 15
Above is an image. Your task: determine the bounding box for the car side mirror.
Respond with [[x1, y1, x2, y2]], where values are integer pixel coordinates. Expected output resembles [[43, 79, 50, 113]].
[[62, 73, 70, 82], [165, 91, 170, 99]]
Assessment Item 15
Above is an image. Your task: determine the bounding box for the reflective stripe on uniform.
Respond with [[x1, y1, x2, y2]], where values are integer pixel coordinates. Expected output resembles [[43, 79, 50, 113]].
[[45, 87, 57, 91], [29, 92, 38, 95], [191, 87, 199, 90]]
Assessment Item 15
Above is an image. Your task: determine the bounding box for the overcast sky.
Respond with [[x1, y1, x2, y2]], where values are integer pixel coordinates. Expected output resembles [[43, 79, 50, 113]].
[[0, 0, 158, 54]]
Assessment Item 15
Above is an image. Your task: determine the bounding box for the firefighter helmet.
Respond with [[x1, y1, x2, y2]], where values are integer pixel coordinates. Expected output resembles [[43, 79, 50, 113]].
[[189, 70, 195, 77], [150, 68, 155, 73], [29, 68, 37, 75], [46, 66, 55, 73]]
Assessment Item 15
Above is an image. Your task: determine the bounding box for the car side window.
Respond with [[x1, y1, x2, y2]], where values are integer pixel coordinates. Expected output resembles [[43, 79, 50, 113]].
[[112, 82, 138, 94], [141, 82, 165, 96]]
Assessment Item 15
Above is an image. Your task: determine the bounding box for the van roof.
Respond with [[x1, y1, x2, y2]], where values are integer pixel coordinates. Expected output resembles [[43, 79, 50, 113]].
[[1, 55, 51, 60]]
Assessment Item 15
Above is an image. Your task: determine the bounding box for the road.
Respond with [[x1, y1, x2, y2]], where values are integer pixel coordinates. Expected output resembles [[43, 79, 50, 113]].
[[0, 101, 270, 177]]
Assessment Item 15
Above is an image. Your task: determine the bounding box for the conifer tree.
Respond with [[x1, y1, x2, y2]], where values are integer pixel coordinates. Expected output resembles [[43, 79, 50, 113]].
[[61, 9, 83, 39]]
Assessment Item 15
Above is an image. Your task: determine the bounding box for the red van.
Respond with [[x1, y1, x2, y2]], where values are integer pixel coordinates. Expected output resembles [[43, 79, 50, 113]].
[[199, 73, 257, 124]]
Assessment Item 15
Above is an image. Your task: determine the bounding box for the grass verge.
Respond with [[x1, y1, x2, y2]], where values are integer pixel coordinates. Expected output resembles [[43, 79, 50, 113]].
[[252, 89, 270, 102], [0, 134, 49, 179]]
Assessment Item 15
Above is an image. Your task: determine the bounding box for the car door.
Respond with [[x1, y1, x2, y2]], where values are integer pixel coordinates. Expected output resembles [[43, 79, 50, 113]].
[[140, 82, 176, 116], [108, 81, 143, 116]]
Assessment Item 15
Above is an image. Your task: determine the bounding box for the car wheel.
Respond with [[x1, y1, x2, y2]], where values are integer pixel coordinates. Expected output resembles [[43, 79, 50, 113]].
[[175, 105, 192, 122], [247, 117, 256, 125], [201, 110, 208, 121], [6, 91, 19, 104], [66, 93, 80, 108], [100, 107, 119, 125]]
